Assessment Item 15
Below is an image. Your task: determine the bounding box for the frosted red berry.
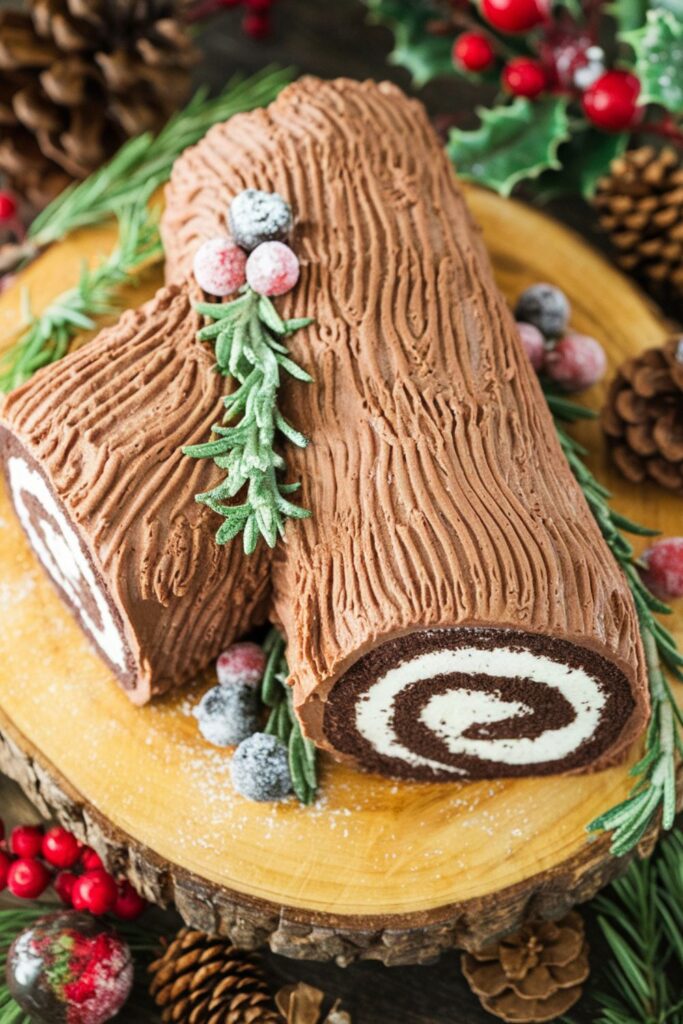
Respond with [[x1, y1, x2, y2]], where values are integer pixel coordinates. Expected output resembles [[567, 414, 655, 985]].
[[503, 58, 547, 98], [641, 538, 683, 600], [246, 240, 300, 296], [42, 826, 80, 869], [80, 847, 104, 872], [481, 0, 546, 33], [516, 322, 545, 371], [193, 236, 247, 297], [54, 870, 78, 905], [582, 71, 641, 132], [453, 32, 495, 73], [114, 880, 148, 921], [0, 850, 11, 891], [0, 191, 17, 223], [10, 824, 43, 859], [544, 332, 607, 392], [7, 858, 51, 899], [72, 869, 118, 916], [217, 641, 266, 687]]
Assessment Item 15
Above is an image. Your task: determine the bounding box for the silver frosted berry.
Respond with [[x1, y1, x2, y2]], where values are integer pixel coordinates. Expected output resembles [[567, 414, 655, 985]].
[[231, 732, 292, 802], [514, 283, 570, 340], [228, 189, 293, 251], [193, 684, 259, 747]]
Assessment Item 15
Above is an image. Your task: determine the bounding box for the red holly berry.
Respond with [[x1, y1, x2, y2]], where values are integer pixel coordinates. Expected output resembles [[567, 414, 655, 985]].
[[10, 824, 43, 859], [453, 32, 495, 73], [0, 850, 11, 891], [72, 869, 118, 916], [7, 858, 51, 898], [516, 322, 545, 371], [193, 236, 247, 297], [246, 241, 299, 296], [114, 880, 148, 921], [0, 191, 17, 223], [54, 870, 78, 905], [216, 641, 267, 687], [582, 70, 641, 132], [42, 826, 80, 869], [243, 11, 271, 38], [80, 847, 104, 872], [503, 58, 547, 98], [544, 332, 607, 392], [481, 0, 546, 33], [641, 538, 683, 600]]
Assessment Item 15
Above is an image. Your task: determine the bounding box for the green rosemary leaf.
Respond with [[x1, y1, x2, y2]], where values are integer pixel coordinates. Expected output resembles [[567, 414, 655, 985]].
[[545, 391, 598, 421], [258, 295, 287, 334], [276, 354, 314, 382], [284, 316, 315, 333], [610, 510, 660, 537]]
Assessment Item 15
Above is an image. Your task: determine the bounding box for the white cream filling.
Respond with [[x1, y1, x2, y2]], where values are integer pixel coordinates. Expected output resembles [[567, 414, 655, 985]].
[[8, 455, 127, 671], [355, 646, 607, 773]]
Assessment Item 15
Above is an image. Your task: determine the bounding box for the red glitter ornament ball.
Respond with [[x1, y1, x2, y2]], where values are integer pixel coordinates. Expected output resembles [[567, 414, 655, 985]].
[[481, 0, 546, 33], [503, 58, 547, 98], [10, 824, 44, 859], [453, 32, 495, 73], [246, 240, 300, 296], [42, 826, 81, 869], [7, 858, 52, 899], [582, 71, 641, 132], [72, 870, 118, 916]]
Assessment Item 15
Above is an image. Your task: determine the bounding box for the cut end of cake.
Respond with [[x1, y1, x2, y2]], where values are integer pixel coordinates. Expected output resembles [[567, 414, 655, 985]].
[[309, 628, 645, 781]]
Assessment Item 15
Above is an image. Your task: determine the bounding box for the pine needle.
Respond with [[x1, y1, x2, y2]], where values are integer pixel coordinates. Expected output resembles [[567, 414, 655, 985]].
[[28, 67, 293, 248], [0, 203, 162, 393], [184, 289, 313, 554], [547, 390, 682, 857]]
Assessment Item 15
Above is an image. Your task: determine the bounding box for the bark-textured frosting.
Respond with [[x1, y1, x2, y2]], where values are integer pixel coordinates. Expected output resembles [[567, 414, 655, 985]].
[[162, 76, 649, 779], [0, 284, 271, 703]]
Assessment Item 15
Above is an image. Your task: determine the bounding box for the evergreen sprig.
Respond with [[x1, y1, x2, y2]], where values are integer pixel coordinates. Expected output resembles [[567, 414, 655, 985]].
[[27, 67, 292, 249], [183, 289, 313, 554], [546, 391, 683, 857], [0, 203, 162, 393], [261, 628, 318, 805]]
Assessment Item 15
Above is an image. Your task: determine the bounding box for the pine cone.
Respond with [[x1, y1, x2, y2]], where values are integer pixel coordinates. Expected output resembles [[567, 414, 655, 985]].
[[0, 0, 197, 208], [594, 146, 683, 309], [461, 911, 589, 1023], [149, 928, 283, 1024], [602, 337, 683, 495]]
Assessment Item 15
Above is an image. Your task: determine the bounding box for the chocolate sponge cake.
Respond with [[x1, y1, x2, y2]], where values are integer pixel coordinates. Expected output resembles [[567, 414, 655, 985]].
[[163, 76, 649, 779], [0, 284, 271, 703]]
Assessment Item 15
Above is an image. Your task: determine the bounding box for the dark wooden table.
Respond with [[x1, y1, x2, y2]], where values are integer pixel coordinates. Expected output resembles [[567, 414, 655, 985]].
[[0, 1, 642, 1020]]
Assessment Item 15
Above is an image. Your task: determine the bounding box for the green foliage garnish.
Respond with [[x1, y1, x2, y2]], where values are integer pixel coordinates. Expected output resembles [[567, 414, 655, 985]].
[[261, 628, 318, 805], [624, 10, 683, 114], [447, 98, 571, 197], [0, 203, 162, 393], [546, 390, 683, 857], [183, 289, 313, 554], [28, 67, 292, 249], [365, 0, 455, 87]]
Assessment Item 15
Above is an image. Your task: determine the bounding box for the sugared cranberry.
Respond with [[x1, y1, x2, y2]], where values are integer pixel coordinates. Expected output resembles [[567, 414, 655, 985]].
[[193, 237, 247, 297], [516, 322, 545, 371], [114, 880, 148, 921], [72, 869, 118, 916], [7, 858, 51, 899], [216, 642, 266, 687], [10, 824, 43, 859], [246, 241, 300, 296], [453, 32, 495, 73], [544, 332, 607, 391], [503, 58, 547, 98], [641, 538, 683, 600], [54, 870, 78, 905], [582, 71, 641, 132], [481, 0, 547, 33], [42, 826, 80, 869]]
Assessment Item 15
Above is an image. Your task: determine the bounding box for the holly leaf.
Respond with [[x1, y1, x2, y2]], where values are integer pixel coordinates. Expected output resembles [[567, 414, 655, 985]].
[[606, 0, 648, 32], [531, 128, 629, 202], [365, 0, 456, 87], [623, 10, 683, 113], [446, 98, 570, 196]]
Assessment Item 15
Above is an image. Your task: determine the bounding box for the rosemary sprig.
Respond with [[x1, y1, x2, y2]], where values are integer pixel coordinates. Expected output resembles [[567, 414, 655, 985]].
[[0, 203, 162, 393], [183, 289, 313, 554], [546, 389, 683, 857], [261, 628, 318, 805], [28, 67, 292, 249]]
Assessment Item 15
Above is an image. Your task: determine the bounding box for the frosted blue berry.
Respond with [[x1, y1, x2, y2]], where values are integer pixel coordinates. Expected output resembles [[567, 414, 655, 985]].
[[193, 684, 259, 747], [231, 732, 292, 802], [228, 189, 293, 252], [514, 283, 570, 340]]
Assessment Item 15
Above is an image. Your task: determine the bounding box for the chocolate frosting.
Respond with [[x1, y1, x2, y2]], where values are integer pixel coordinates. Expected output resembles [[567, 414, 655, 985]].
[[0, 284, 271, 702], [162, 77, 649, 775]]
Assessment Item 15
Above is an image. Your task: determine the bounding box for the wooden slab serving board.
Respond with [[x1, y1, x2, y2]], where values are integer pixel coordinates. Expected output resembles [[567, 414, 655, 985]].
[[0, 187, 680, 966]]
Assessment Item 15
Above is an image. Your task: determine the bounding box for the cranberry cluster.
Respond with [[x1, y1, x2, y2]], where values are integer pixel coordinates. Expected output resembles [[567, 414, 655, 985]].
[[451, 0, 641, 132], [0, 819, 147, 920]]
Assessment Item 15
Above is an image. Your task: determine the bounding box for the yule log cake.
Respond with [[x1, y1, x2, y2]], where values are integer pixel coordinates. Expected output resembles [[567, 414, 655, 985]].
[[1, 76, 649, 780]]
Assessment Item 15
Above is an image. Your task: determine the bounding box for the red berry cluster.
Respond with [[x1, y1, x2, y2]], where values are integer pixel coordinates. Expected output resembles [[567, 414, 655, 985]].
[[450, 0, 642, 131], [0, 819, 147, 920]]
